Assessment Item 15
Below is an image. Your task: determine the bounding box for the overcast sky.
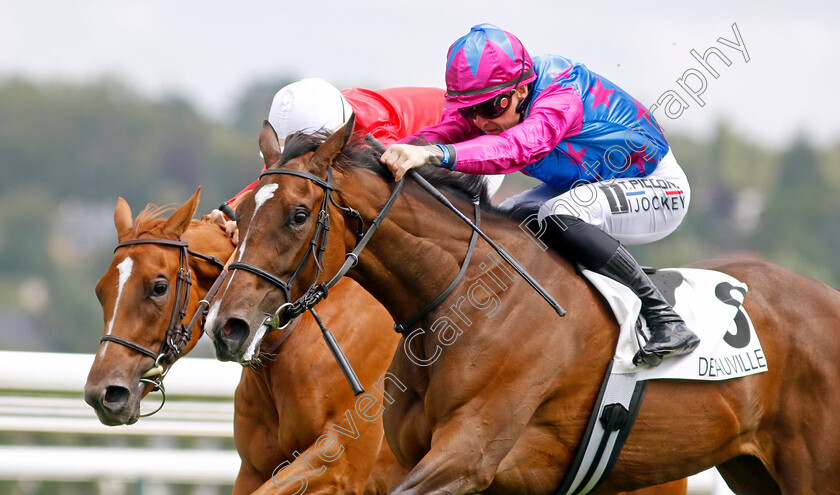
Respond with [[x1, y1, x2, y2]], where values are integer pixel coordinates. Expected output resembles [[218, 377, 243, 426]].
[[3, 0, 839, 148]]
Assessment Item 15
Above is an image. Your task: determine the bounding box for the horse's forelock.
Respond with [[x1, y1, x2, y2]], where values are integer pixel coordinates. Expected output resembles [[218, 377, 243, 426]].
[[280, 130, 330, 166]]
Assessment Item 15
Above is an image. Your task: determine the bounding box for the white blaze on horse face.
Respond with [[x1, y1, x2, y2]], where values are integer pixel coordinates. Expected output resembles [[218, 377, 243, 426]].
[[243, 324, 267, 362], [220, 182, 279, 361], [231, 183, 279, 275], [237, 183, 279, 263], [100, 257, 133, 357], [254, 183, 279, 210], [210, 182, 279, 359], [203, 300, 220, 342]]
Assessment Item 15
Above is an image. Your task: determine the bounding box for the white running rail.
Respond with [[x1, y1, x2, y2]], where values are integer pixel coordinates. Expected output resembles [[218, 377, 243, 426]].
[[0, 350, 731, 493]]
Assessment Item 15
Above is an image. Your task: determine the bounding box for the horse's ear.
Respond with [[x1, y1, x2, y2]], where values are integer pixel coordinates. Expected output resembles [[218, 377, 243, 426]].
[[162, 187, 201, 238], [311, 112, 356, 176], [260, 120, 282, 168], [114, 197, 134, 242]]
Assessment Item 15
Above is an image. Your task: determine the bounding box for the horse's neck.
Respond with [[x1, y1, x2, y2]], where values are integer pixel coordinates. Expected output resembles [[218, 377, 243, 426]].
[[346, 186, 539, 323]]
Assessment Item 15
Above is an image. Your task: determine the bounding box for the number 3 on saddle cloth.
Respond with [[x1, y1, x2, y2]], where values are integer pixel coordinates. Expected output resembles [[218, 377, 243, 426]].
[[556, 267, 765, 495]]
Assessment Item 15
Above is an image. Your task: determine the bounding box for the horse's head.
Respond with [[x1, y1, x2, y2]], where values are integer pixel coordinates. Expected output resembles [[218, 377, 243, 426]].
[[85, 188, 229, 425], [206, 118, 365, 363]]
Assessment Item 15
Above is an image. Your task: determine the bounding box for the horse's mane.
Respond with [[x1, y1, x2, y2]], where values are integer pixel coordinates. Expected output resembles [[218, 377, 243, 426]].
[[281, 131, 535, 221], [133, 203, 209, 238]]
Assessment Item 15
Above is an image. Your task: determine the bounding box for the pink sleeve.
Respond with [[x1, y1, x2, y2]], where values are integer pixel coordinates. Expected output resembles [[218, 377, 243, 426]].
[[451, 85, 584, 175], [397, 108, 480, 145]]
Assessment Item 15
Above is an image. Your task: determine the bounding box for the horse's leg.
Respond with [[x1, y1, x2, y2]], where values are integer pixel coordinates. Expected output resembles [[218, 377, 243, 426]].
[[233, 463, 267, 495], [249, 423, 386, 495], [389, 407, 531, 494], [386, 458, 412, 493], [248, 392, 389, 495], [364, 435, 395, 494], [386, 350, 574, 495], [249, 458, 325, 495], [383, 284, 623, 495], [243, 425, 386, 495], [232, 372, 281, 493]]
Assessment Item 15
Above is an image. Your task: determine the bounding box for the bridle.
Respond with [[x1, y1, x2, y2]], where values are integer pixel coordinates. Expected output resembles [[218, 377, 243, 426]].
[[227, 160, 480, 335], [227, 135, 563, 337], [223, 135, 560, 394], [225, 164, 398, 395], [100, 237, 226, 415], [228, 167, 381, 332], [229, 168, 339, 318]]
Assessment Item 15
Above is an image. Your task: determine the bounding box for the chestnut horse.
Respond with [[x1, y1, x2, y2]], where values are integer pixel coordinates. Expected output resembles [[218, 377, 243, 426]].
[[207, 118, 840, 494], [84, 189, 402, 494]]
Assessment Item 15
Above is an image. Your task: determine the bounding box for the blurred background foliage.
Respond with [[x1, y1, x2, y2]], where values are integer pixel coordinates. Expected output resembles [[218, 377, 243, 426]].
[[1, 76, 838, 353]]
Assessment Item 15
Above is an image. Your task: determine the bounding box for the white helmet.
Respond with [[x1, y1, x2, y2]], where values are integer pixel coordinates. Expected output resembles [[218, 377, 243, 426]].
[[267, 78, 353, 147]]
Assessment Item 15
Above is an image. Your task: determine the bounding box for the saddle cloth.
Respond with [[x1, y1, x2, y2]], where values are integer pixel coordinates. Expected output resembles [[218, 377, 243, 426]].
[[581, 267, 767, 380], [555, 267, 767, 495]]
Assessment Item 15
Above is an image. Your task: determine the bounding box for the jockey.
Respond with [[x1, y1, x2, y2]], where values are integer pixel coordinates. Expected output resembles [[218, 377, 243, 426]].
[[380, 24, 699, 367], [211, 77, 497, 239], [224, 77, 498, 207]]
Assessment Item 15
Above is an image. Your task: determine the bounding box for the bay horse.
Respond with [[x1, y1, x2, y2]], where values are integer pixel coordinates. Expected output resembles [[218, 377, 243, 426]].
[[207, 117, 840, 494], [84, 188, 402, 494]]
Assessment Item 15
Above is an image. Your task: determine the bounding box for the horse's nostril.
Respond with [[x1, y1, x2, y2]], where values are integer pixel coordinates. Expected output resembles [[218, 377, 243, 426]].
[[219, 318, 249, 351], [103, 385, 130, 409]]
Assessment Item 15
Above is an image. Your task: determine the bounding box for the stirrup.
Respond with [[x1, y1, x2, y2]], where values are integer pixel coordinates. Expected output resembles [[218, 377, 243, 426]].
[[633, 348, 664, 367], [633, 318, 700, 367]]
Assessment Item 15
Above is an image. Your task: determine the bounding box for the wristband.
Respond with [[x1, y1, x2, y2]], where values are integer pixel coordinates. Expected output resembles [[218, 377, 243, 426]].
[[436, 144, 453, 169]]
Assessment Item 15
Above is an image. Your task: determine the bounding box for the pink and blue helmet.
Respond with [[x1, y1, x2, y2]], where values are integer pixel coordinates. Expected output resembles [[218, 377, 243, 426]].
[[444, 23, 537, 109]]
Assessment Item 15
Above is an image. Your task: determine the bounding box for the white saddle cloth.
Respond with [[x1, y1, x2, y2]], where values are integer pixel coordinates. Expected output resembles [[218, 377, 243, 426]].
[[581, 267, 767, 381]]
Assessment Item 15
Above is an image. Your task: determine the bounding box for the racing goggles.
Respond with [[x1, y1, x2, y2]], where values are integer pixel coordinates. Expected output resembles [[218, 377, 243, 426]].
[[458, 90, 515, 120]]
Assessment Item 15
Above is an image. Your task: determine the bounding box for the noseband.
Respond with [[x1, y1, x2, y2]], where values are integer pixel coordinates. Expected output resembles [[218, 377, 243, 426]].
[[100, 237, 226, 412]]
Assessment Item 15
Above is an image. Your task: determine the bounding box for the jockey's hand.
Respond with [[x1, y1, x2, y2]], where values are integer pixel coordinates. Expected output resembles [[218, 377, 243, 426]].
[[208, 209, 240, 245], [381, 144, 443, 182]]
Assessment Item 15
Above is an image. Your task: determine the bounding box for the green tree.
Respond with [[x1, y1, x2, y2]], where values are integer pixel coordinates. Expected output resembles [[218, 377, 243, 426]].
[[752, 137, 836, 286], [0, 76, 259, 351]]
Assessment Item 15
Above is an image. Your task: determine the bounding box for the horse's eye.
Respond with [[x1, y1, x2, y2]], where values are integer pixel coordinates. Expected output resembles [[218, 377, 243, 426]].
[[290, 209, 309, 226], [151, 281, 168, 297]]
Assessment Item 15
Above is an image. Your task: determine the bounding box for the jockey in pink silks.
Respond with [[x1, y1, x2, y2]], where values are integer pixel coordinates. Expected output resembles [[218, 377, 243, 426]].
[[381, 23, 699, 367]]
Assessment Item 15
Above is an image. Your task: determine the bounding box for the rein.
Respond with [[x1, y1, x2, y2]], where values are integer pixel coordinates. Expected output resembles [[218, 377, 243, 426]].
[[364, 135, 565, 318], [100, 237, 226, 415], [393, 200, 481, 333]]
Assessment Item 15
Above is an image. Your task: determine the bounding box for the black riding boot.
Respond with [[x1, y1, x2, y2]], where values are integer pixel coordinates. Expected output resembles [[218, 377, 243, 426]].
[[595, 245, 700, 366], [541, 214, 700, 367]]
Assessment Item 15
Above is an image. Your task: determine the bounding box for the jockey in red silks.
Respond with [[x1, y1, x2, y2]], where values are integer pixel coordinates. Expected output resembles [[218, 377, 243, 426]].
[[224, 78, 482, 206], [213, 77, 503, 245], [381, 24, 699, 367]]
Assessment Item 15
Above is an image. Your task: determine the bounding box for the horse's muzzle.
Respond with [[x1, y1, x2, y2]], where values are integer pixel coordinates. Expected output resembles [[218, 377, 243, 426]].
[[84, 380, 140, 426]]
